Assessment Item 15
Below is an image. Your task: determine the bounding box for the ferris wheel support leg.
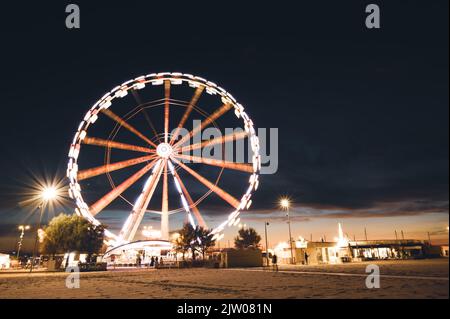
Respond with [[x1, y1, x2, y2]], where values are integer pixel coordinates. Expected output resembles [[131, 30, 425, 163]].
[[120, 160, 164, 242], [161, 160, 169, 240], [171, 167, 207, 228]]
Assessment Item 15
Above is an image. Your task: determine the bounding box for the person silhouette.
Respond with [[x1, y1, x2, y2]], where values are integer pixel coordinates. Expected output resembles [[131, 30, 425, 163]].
[[272, 254, 278, 272]]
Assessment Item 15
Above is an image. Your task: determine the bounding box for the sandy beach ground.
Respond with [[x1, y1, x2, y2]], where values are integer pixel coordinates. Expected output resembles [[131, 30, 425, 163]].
[[0, 259, 448, 299]]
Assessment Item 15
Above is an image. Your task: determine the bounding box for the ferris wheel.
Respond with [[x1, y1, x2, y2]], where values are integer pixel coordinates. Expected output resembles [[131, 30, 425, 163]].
[[66, 72, 261, 248]]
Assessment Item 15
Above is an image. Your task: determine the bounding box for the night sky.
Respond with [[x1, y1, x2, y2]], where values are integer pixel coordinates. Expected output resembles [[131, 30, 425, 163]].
[[0, 1, 448, 252]]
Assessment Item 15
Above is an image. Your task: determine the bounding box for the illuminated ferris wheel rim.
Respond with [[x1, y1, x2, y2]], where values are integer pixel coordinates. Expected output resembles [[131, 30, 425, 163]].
[[67, 72, 261, 247]]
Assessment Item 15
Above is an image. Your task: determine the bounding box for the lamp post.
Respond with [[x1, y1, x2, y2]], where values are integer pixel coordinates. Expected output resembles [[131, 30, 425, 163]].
[[17, 225, 30, 261], [280, 198, 294, 264], [30, 186, 58, 273], [264, 222, 270, 267]]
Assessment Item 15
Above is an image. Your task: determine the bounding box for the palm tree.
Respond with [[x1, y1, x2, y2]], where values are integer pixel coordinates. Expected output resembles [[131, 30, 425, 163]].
[[234, 227, 261, 249], [173, 232, 189, 261]]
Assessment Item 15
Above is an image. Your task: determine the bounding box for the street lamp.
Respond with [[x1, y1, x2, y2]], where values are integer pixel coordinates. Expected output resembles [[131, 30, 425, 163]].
[[279, 197, 295, 264], [41, 186, 58, 201], [264, 222, 270, 267], [30, 185, 59, 273], [17, 225, 30, 261], [280, 199, 290, 210]]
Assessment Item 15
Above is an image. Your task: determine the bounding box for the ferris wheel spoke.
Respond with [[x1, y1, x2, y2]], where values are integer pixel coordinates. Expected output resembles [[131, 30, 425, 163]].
[[171, 157, 240, 209], [82, 136, 155, 154], [173, 103, 234, 150], [179, 130, 249, 153], [131, 89, 161, 143], [119, 159, 164, 242], [101, 108, 158, 148], [89, 158, 160, 216], [161, 160, 169, 239], [77, 154, 157, 181], [170, 162, 207, 228], [173, 154, 253, 173], [170, 86, 204, 145], [164, 80, 171, 143]]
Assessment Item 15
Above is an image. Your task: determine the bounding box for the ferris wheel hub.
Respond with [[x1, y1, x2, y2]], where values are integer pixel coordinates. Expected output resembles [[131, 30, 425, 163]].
[[156, 143, 173, 159]]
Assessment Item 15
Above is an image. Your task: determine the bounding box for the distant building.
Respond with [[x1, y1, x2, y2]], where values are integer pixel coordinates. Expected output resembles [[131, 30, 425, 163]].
[[295, 241, 351, 265], [350, 240, 431, 260], [0, 253, 10, 269], [272, 223, 448, 265], [217, 248, 263, 268], [274, 239, 445, 265]]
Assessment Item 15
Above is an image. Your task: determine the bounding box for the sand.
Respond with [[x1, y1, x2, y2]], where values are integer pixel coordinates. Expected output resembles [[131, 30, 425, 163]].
[[0, 259, 448, 299]]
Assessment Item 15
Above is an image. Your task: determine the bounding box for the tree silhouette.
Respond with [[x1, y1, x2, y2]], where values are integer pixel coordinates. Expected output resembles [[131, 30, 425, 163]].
[[175, 223, 197, 260], [195, 226, 216, 259], [173, 223, 216, 260], [234, 227, 261, 249]]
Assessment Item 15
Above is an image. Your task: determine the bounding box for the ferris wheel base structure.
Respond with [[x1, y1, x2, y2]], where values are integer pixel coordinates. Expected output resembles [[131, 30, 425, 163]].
[[102, 240, 173, 263]]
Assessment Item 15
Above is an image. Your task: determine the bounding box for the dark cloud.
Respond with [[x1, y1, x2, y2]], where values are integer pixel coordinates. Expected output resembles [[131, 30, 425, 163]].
[[241, 200, 449, 223]]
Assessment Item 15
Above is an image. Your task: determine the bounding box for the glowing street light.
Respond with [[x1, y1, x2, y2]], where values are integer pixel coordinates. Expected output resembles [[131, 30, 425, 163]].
[[280, 198, 290, 209], [30, 184, 63, 273], [41, 186, 58, 201], [279, 197, 295, 264], [16, 225, 30, 261]]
